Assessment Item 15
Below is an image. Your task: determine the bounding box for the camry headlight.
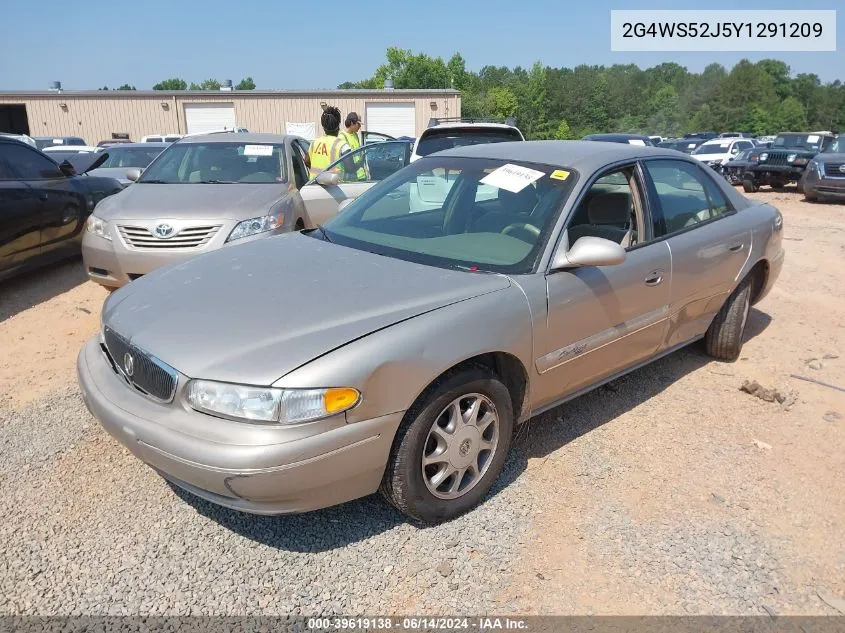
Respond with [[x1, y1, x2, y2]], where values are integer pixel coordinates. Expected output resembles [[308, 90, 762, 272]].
[[226, 211, 284, 243], [86, 215, 112, 240], [185, 380, 360, 424]]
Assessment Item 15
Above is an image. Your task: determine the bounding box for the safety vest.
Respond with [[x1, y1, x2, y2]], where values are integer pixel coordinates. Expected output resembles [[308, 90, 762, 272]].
[[308, 135, 347, 178], [340, 130, 366, 181]]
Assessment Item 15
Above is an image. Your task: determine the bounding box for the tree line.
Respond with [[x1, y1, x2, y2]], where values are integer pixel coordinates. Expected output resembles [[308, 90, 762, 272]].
[[339, 48, 845, 139], [149, 77, 256, 91]]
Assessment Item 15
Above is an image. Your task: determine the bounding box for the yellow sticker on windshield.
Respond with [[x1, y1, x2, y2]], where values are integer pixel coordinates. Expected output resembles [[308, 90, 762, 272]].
[[550, 169, 570, 181]]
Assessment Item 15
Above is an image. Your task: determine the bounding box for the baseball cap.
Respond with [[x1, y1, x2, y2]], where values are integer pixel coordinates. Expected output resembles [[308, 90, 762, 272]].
[[345, 112, 361, 126]]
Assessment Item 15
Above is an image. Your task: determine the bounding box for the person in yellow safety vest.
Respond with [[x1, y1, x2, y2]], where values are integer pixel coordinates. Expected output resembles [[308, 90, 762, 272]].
[[339, 112, 367, 181], [308, 105, 352, 179]]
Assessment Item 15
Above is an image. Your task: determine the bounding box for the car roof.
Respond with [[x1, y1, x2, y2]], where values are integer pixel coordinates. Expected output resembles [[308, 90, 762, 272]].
[[424, 122, 519, 131], [437, 140, 682, 171], [100, 142, 169, 149], [584, 133, 650, 140], [176, 132, 290, 144]]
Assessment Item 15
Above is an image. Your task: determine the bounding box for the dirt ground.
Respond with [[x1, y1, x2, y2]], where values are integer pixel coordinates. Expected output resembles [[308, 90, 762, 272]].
[[1, 189, 843, 615]]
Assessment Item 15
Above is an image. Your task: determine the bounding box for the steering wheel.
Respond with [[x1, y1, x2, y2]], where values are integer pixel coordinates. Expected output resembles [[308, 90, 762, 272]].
[[502, 222, 541, 242]]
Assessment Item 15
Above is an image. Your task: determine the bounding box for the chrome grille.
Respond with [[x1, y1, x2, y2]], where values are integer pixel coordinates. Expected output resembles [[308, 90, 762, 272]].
[[118, 224, 221, 249], [821, 162, 845, 178], [102, 327, 178, 402]]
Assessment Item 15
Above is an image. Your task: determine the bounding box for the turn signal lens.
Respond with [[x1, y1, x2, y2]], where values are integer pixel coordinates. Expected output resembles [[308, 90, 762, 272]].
[[324, 388, 360, 414]]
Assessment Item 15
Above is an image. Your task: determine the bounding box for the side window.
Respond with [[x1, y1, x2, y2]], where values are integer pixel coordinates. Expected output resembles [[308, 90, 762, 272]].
[[566, 166, 642, 248], [644, 160, 733, 236], [291, 144, 309, 189], [327, 141, 409, 183], [2, 145, 63, 180], [0, 153, 17, 180]]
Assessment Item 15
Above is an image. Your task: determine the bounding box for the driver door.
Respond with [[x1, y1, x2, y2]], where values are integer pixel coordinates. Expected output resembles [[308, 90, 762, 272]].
[[298, 141, 411, 227]]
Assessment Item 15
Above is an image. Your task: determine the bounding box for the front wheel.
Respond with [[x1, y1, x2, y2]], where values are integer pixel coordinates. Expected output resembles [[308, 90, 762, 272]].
[[742, 179, 759, 193], [380, 368, 514, 523]]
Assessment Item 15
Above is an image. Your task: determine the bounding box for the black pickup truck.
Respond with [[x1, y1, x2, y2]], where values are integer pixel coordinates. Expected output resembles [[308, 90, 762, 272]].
[[742, 132, 836, 192]]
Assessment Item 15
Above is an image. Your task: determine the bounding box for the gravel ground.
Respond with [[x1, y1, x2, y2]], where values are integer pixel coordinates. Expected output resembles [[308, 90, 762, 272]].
[[1, 189, 844, 616]]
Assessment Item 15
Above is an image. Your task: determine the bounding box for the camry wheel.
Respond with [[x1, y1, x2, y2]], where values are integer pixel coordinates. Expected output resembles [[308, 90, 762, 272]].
[[380, 368, 514, 523]]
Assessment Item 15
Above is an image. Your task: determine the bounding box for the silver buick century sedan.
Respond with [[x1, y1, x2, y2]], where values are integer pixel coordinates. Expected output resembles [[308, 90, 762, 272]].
[[77, 141, 784, 523]]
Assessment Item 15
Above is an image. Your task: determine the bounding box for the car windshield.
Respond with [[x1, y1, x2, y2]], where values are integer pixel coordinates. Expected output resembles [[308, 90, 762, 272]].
[[692, 141, 732, 155], [772, 134, 825, 150], [317, 156, 577, 274], [139, 141, 287, 184], [821, 138, 841, 153], [100, 147, 164, 168], [416, 128, 523, 157], [731, 149, 751, 161]]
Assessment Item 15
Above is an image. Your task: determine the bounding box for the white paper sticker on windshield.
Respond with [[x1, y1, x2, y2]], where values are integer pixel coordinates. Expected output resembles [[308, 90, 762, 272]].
[[628, 139, 646, 146], [480, 163, 545, 193], [243, 144, 273, 156], [53, 138, 64, 144], [807, 134, 820, 143], [688, 143, 697, 148]]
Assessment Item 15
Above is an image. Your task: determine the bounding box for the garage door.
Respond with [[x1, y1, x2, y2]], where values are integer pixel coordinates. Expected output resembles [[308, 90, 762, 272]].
[[365, 103, 415, 138], [184, 103, 237, 134]]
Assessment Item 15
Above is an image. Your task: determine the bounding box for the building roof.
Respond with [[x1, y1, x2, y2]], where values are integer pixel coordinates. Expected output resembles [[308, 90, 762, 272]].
[[0, 89, 460, 98]]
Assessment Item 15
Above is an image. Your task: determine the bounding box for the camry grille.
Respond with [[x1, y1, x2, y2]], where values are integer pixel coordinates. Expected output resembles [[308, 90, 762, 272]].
[[118, 224, 221, 249]]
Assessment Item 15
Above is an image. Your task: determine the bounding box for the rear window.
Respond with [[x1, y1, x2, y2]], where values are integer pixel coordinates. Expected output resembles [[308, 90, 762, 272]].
[[416, 127, 523, 157]]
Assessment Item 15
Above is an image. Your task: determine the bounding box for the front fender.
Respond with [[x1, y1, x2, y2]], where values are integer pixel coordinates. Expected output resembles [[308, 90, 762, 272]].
[[273, 283, 534, 424]]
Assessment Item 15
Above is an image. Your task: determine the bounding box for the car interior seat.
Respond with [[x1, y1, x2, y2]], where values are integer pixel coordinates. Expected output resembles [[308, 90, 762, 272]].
[[472, 186, 539, 233], [567, 190, 634, 246]]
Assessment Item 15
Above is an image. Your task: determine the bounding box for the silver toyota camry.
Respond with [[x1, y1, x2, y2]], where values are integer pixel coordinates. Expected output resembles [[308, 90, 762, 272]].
[[77, 141, 784, 523]]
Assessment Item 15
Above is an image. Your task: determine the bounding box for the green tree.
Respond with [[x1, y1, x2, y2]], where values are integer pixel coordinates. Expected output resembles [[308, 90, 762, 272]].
[[553, 120, 573, 140], [152, 78, 188, 90], [486, 86, 518, 119], [235, 77, 256, 90], [775, 97, 808, 131], [757, 59, 792, 100], [646, 85, 682, 136], [189, 78, 222, 90], [117, 84, 136, 90]]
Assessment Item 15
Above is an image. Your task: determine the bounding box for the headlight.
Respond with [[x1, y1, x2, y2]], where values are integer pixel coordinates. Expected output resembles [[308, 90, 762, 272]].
[[793, 156, 809, 165], [226, 211, 284, 242], [760, 153, 768, 162], [86, 215, 112, 240], [185, 379, 360, 424], [787, 153, 797, 163]]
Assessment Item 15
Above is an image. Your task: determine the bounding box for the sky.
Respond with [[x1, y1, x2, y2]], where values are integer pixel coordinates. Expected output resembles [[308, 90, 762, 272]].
[[0, 0, 841, 91]]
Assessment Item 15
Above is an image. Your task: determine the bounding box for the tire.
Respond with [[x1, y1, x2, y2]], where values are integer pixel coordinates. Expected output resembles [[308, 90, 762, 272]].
[[380, 367, 514, 523], [704, 275, 753, 362], [804, 191, 817, 202], [742, 180, 758, 193]]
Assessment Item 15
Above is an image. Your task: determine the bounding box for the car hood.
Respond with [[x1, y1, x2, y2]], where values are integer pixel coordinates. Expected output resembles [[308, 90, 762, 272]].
[[93, 182, 292, 221], [817, 152, 845, 162], [103, 233, 511, 385], [88, 167, 135, 183]]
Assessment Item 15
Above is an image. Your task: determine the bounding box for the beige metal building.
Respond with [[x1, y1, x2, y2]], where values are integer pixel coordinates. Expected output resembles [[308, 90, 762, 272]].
[[0, 89, 461, 143]]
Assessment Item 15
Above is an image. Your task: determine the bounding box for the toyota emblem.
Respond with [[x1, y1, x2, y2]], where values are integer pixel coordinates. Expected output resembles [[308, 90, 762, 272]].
[[154, 223, 174, 238], [123, 352, 135, 377], [839, 164, 845, 174]]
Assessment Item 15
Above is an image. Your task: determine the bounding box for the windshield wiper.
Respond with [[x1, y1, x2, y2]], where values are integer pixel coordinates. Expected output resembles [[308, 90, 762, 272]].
[[197, 179, 238, 184], [314, 224, 332, 242], [139, 179, 168, 184]]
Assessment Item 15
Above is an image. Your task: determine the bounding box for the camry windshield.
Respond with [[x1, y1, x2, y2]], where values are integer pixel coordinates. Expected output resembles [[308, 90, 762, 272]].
[[139, 142, 287, 184], [317, 156, 577, 274], [773, 134, 824, 150], [100, 147, 164, 168]]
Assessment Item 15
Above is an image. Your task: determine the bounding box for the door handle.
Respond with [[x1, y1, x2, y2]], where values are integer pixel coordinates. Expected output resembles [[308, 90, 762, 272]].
[[645, 270, 664, 286], [728, 243, 745, 252], [38, 192, 48, 201]]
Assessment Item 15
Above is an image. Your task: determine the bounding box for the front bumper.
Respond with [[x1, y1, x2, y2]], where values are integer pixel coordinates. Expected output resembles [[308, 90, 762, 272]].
[[746, 164, 806, 183], [802, 170, 845, 200], [77, 337, 404, 514], [81, 222, 288, 288]]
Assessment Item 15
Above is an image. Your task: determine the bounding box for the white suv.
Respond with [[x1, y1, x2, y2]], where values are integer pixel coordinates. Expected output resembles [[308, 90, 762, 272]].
[[691, 137, 756, 170], [409, 119, 525, 212]]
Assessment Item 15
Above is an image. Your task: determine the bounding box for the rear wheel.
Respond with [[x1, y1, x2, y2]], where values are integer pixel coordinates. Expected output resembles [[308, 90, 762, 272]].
[[704, 275, 753, 362], [380, 367, 514, 523]]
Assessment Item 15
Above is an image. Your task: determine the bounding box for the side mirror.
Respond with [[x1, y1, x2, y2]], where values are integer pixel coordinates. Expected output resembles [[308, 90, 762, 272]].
[[315, 171, 340, 187], [59, 160, 76, 177], [551, 236, 626, 270], [126, 168, 142, 182], [337, 198, 354, 212]]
